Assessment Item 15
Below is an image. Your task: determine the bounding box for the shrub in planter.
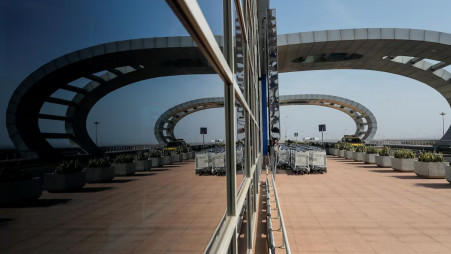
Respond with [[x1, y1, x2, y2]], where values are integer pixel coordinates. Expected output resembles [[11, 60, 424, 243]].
[[336, 142, 346, 157], [364, 146, 379, 164], [114, 154, 135, 176], [135, 151, 151, 171], [163, 150, 174, 165], [344, 143, 355, 159], [445, 165, 451, 183], [354, 145, 367, 162], [414, 151, 449, 178], [0, 167, 42, 205], [391, 149, 416, 172], [148, 150, 164, 167], [45, 160, 86, 192], [331, 143, 339, 156], [376, 146, 393, 167], [171, 148, 182, 162], [86, 158, 114, 183]]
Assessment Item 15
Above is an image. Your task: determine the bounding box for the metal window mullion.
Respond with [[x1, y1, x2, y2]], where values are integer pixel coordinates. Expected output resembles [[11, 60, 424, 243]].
[[234, 85, 258, 128], [234, 0, 248, 43], [223, 0, 237, 252], [166, 0, 234, 85]]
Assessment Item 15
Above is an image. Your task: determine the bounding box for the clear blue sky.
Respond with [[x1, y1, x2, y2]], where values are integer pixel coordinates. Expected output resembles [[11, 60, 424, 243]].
[[1, 0, 451, 148]]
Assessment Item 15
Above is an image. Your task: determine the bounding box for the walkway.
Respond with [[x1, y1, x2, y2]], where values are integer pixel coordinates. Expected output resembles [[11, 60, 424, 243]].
[[0, 160, 243, 254], [277, 156, 451, 253]]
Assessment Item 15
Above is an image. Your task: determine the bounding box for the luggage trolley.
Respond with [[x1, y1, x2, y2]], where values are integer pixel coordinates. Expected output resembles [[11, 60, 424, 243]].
[[195, 153, 211, 175], [309, 149, 327, 174], [277, 145, 291, 169], [211, 151, 226, 176], [290, 148, 310, 175]]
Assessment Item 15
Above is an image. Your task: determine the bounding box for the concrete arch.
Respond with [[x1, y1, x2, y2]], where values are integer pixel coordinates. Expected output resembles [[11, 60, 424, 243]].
[[277, 28, 451, 147], [154, 94, 377, 144], [8, 28, 451, 158], [7, 36, 220, 159]]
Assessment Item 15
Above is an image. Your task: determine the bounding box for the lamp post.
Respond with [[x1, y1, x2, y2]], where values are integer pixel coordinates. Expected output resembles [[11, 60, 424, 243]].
[[440, 112, 446, 136], [94, 121, 100, 145]]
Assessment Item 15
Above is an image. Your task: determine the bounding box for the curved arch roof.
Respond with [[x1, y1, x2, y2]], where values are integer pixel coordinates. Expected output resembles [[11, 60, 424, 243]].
[[7, 28, 451, 158], [154, 94, 377, 144]]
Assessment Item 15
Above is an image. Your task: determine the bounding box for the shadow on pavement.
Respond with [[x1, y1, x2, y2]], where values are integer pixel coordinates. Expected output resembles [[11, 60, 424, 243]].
[[1, 198, 71, 208], [72, 187, 114, 193], [415, 183, 451, 189], [0, 218, 14, 229], [109, 179, 135, 183], [369, 169, 394, 173], [391, 175, 418, 180]]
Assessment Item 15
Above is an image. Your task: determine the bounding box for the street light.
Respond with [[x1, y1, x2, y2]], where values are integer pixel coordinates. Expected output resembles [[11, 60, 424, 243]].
[[440, 112, 446, 136], [94, 121, 100, 145]]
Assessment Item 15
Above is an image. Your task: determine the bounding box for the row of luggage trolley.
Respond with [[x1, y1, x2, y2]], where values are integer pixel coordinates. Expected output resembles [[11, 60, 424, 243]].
[[195, 146, 244, 175], [277, 144, 327, 174]]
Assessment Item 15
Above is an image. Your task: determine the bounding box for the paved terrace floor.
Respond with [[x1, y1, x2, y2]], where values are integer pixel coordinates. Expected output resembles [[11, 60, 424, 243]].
[[0, 160, 244, 254], [277, 156, 451, 253]]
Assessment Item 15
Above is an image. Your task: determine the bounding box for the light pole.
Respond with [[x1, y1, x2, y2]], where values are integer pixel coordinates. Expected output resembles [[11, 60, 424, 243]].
[[440, 112, 446, 136], [94, 121, 100, 145], [284, 116, 288, 141]]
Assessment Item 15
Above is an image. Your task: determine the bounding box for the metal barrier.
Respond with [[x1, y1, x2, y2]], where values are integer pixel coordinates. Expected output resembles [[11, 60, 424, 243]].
[[266, 177, 276, 254], [266, 162, 291, 254]]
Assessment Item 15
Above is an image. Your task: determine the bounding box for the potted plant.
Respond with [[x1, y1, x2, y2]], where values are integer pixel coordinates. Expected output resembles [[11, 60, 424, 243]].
[[171, 148, 182, 163], [148, 150, 164, 167], [163, 150, 173, 165], [86, 158, 115, 183], [364, 146, 379, 164], [344, 143, 355, 159], [414, 151, 449, 178], [114, 154, 135, 176], [330, 143, 338, 156], [337, 142, 346, 158], [135, 151, 151, 171], [0, 167, 42, 205], [445, 165, 451, 183], [354, 145, 367, 162], [45, 160, 86, 192], [375, 146, 393, 167], [391, 149, 416, 172], [181, 144, 191, 160]]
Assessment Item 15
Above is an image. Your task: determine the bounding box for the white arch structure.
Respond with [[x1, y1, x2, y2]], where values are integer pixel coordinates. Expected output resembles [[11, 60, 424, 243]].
[[154, 94, 377, 144]]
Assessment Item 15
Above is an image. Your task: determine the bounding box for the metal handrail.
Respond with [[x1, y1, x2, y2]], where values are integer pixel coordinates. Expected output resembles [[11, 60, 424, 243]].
[[271, 172, 291, 253], [204, 212, 226, 254], [266, 177, 276, 254]]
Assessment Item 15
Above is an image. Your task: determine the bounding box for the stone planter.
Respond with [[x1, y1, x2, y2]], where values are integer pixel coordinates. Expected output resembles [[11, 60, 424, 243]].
[[114, 162, 135, 176], [332, 148, 338, 156], [0, 178, 42, 205], [163, 156, 172, 165], [338, 150, 345, 157], [150, 157, 164, 167], [182, 153, 189, 160], [171, 154, 180, 163], [86, 166, 115, 183], [189, 151, 195, 159], [44, 172, 86, 192], [414, 161, 449, 179], [325, 148, 331, 155], [364, 153, 377, 164], [375, 155, 393, 168], [354, 152, 365, 162], [445, 166, 451, 183], [345, 151, 354, 159], [135, 160, 151, 171], [391, 158, 416, 172]]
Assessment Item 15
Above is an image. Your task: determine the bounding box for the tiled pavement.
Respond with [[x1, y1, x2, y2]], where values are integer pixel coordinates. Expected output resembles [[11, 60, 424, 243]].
[[276, 156, 451, 254], [2, 156, 451, 253], [0, 161, 244, 254]]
